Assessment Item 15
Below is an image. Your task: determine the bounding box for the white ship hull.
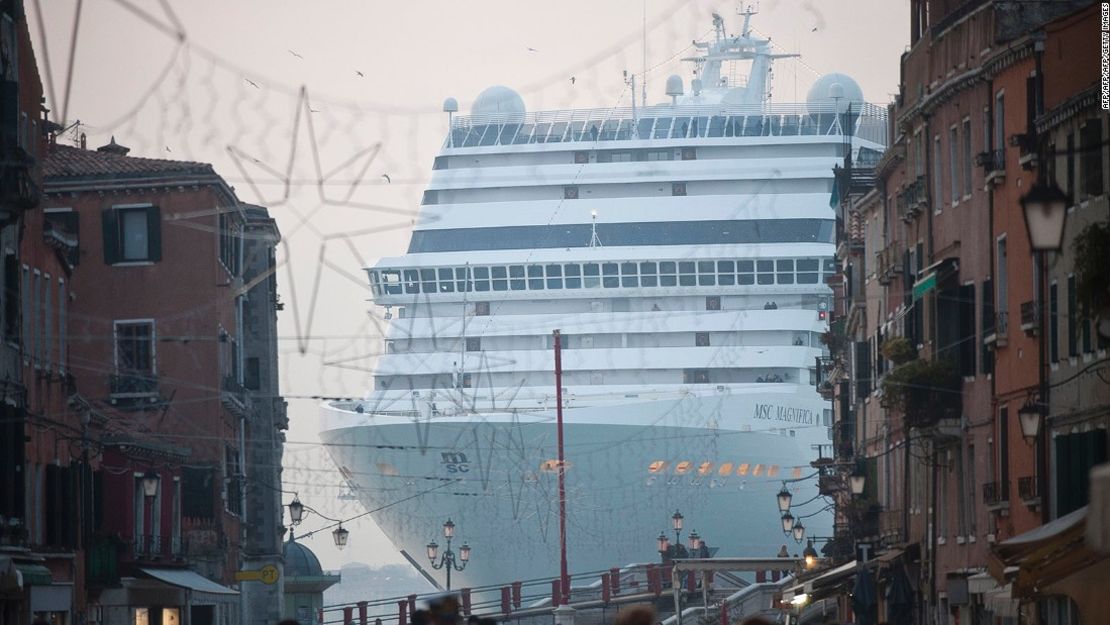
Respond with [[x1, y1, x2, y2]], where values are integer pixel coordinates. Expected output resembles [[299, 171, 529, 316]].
[[321, 389, 832, 589]]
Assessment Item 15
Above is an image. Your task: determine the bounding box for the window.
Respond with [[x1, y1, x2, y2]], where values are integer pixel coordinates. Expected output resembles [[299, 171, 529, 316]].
[[573, 151, 589, 164], [43, 273, 51, 369], [57, 280, 66, 373], [994, 92, 1005, 153], [1067, 275, 1078, 358], [1065, 132, 1075, 198], [645, 149, 672, 161], [225, 447, 241, 515], [706, 296, 721, 311], [115, 321, 154, 374], [1050, 282, 1059, 362], [31, 271, 39, 366], [996, 237, 1008, 316], [695, 332, 710, 347], [103, 205, 161, 264], [933, 135, 943, 209], [475, 302, 490, 316], [465, 337, 481, 352], [245, 356, 260, 390], [218, 210, 242, 275], [949, 125, 960, 204], [422, 190, 438, 205], [20, 265, 28, 361], [4, 253, 17, 343], [1080, 120, 1104, 197], [681, 147, 697, 161], [461, 373, 473, 388], [671, 182, 687, 196], [564, 186, 579, 199], [962, 118, 973, 196], [683, 369, 709, 384]]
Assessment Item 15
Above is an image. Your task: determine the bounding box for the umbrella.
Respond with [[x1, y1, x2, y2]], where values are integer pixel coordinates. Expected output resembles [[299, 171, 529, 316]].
[[852, 566, 878, 625], [886, 565, 915, 624]]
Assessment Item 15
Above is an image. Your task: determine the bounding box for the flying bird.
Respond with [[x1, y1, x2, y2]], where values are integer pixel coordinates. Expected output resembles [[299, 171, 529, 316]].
[[812, 26, 818, 32], [356, 70, 364, 77], [570, 76, 576, 85], [526, 47, 539, 52], [381, 174, 391, 184], [309, 107, 321, 113], [165, 146, 172, 153], [244, 78, 260, 89], [288, 49, 303, 59]]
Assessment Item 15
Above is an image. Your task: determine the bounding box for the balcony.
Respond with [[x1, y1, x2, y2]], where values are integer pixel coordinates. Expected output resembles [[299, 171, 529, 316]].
[[0, 145, 41, 210], [984, 311, 1009, 348], [1020, 301, 1038, 334], [1018, 476, 1041, 507], [221, 375, 249, 415], [1010, 133, 1038, 170], [896, 177, 928, 223], [43, 218, 79, 268], [976, 149, 1006, 186], [876, 243, 903, 285], [879, 508, 903, 545], [109, 373, 159, 405], [131, 534, 185, 561], [983, 480, 1011, 513]]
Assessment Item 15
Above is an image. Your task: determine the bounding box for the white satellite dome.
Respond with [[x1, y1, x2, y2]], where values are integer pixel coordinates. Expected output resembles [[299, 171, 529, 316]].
[[806, 73, 864, 115], [665, 74, 684, 98], [471, 85, 526, 117]]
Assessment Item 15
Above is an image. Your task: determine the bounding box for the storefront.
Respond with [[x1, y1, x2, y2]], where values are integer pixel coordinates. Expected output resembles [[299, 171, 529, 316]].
[[94, 568, 238, 625]]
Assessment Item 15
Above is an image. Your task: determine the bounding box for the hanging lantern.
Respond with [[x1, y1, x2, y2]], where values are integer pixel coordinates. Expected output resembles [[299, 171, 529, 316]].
[[332, 524, 350, 549], [781, 512, 795, 534], [777, 486, 793, 513], [141, 469, 160, 498], [288, 498, 305, 525]]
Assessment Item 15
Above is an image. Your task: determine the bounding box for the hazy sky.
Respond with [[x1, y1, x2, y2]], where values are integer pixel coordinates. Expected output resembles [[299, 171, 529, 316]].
[[30, 0, 910, 574]]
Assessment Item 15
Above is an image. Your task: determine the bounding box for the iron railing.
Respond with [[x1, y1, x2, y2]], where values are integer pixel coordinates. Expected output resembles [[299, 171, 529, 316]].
[[1018, 476, 1039, 501], [982, 481, 1010, 506]]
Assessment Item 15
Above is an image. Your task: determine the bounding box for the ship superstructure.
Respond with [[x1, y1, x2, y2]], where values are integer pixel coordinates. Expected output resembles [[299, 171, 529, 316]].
[[321, 10, 886, 589]]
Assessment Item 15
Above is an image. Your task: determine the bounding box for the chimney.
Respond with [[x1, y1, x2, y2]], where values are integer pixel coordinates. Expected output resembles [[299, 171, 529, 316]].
[[97, 135, 130, 156], [79, 133, 86, 150]]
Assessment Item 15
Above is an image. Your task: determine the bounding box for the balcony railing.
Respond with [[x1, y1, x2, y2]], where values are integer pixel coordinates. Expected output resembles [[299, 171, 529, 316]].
[[1018, 476, 1041, 505], [976, 149, 1006, 184], [1020, 301, 1038, 333], [221, 376, 249, 414], [896, 177, 928, 223], [109, 373, 159, 403], [985, 311, 1009, 347], [876, 243, 903, 285], [983, 481, 1010, 511]]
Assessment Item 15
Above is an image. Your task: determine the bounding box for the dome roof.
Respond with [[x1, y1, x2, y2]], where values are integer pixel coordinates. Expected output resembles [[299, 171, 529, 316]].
[[806, 73, 865, 115], [471, 85, 525, 117], [284, 538, 324, 577]]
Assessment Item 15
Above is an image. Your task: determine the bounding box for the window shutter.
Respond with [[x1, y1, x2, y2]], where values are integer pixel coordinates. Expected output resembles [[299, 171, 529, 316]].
[[147, 205, 162, 262], [101, 209, 120, 264]]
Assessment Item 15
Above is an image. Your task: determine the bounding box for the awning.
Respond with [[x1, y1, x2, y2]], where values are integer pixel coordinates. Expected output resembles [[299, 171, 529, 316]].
[[139, 568, 238, 595], [873, 548, 904, 564], [912, 272, 936, 300], [990, 506, 1107, 598], [784, 559, 860, 601], [912, 258, 958, 301], [14, 562, 53, 586]]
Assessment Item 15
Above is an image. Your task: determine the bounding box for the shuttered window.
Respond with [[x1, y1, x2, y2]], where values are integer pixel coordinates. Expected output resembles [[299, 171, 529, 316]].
[[102, 205, 161, 264]]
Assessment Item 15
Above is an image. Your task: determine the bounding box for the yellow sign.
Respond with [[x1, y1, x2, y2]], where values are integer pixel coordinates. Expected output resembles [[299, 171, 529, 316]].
[[235, 565, 279, 585]]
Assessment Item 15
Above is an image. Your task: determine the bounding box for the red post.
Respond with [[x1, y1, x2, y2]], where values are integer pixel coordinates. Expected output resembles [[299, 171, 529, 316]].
[[461, 588, 471, 615], [647, 564, 660, 596], [343, 606, 354, 625], [601, 573, 611, 604], [686, 571, 696, 593], [771, 570, 780, 582], [610, 567, 621, 595], [358, 601, 368, 625], [552, 579, 561, 606], [407, 595, 417, 618], [553, 330, 570, 605], [756, 570, 766, 583], [318, 608, 324, 625], [720, 601, 728, 625], [512, 581, 522, 608], [501, 587, 511, 614], [398, 601, 408, 625]]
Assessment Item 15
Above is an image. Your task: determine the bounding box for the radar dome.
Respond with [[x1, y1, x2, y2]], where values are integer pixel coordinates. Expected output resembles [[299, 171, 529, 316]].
[[471, 85, 525, 118], [806, 73, 864, 115], [665, 74, 684, 97]]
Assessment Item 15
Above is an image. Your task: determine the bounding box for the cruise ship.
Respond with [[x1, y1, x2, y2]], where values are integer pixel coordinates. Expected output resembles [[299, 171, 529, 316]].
[[320, 11, 887, 590]]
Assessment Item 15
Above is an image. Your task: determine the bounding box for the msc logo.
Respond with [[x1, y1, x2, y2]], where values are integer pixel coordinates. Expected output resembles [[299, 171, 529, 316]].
[[441, 452, 470, 473]]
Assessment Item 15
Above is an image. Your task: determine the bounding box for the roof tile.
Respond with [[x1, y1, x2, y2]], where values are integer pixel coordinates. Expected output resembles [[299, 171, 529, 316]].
[[44, 143, 215, 180]]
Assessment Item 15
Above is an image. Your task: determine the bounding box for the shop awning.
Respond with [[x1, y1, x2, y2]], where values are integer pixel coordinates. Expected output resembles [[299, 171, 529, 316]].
[[784, 559, 860, 601], [912, 258, 958, 301], [990, 506, 1107, 597], [139, 568, 238, 595], [14, 562, 53, 586]]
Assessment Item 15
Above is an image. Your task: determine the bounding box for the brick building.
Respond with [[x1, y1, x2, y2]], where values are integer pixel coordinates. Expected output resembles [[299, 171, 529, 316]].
[[39, 139, 286, 625]]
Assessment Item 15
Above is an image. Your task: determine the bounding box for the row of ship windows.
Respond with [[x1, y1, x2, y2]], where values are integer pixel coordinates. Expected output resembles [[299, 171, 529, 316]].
[[647, 460, 805, 479], [447, 113, 852, 148], [372, 258, 837, 296]]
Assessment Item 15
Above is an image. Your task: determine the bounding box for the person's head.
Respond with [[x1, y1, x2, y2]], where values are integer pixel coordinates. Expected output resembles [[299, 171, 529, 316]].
[[411, 609, 431, 625], [428, 595, 461, 625], [615, 606, 656, 625]]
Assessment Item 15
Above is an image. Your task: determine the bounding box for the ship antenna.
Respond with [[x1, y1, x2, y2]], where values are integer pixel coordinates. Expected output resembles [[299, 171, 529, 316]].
[[623, 70, 638, 137], [641, 0, 647, 107], [589, 209, 603, 248]]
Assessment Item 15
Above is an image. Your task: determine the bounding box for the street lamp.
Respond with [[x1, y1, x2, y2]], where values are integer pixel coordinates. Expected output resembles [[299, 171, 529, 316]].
[[781, 512, 795, 535], [849, 468, 867, 497], [777, 486, 793, 513], [671, 509, 684, 545], [288, 498, 305, 525], [1018, 400, 1044, 443], [657, 532, 670, 554], [1021, 182, 1069, 252], [332, 524, 349, 549], [802, 540, 819, 570], [141, 469, 160, 498], [687, 530, 701, 551], [792, 520, 806, 544], [428, 519, 469, 590]]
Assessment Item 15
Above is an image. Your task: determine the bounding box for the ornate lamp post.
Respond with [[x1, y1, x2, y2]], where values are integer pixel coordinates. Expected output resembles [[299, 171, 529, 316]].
[[427, 518, 470, 590], [777, 486, 793, 513]]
